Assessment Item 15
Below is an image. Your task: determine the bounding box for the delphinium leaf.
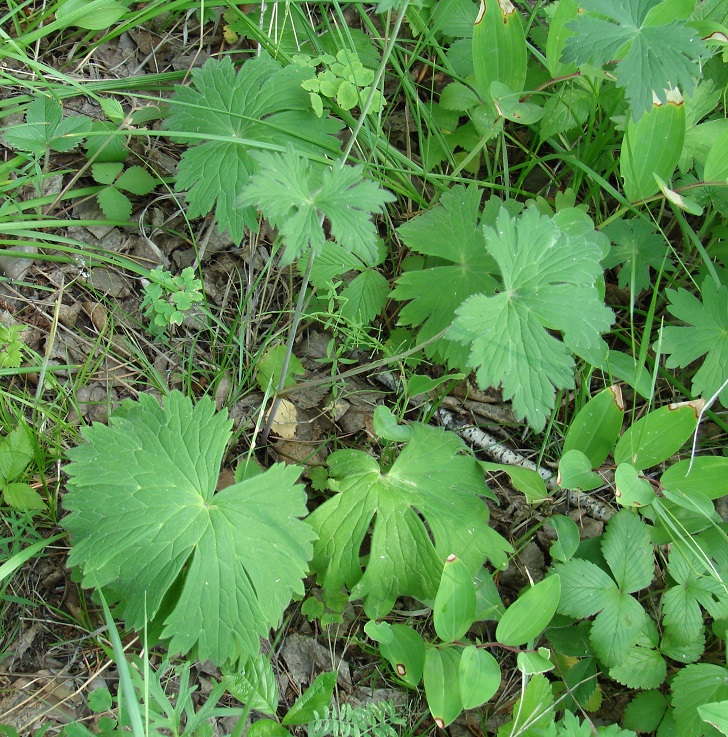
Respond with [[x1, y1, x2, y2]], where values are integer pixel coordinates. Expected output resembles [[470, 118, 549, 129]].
[[602, 219, 673, 294], [64, 391, 315, 665], [308, 423, 512, 618], [4, 95, 91, 155], [390, 184, 505, 368], [562, 0, 706, 121], [556, 510, 653, 668], [448, 206, 613, 430], [659, 278, 728, 406], [237, 145, 395, 267], [164, 54, 342, 244]]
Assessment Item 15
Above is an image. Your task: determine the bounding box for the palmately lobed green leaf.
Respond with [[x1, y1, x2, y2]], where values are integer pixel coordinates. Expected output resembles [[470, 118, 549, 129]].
[[448, 206, 613, 430], [64, 391, 314, 664], [164, 54, 342, 244], [308, 423, 511, 619]]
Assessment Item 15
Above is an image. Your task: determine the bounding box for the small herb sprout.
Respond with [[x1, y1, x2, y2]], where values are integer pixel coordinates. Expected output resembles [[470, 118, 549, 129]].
[[0, 323, 25, 368], [297, 50, 385, 118], [0, 422, 43, 511], [141, 266, 204, 338]]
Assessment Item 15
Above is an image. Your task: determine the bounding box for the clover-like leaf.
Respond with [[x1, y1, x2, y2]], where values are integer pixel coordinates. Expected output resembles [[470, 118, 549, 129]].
[[164, 54, 342, 244], [448, 206, 613, 430], [64, 391, 315, 664], [308, 423, 512, 618]]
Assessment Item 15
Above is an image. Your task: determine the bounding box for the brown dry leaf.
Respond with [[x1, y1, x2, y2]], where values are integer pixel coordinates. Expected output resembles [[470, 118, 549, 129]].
[[269, 398, 298, 439]]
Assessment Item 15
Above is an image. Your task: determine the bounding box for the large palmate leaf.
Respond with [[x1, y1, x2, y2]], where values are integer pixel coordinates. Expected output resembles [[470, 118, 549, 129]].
[[64, 391, 314, 665], [448, 206, 613, 430], [562, 0, 706, 121], [237, 145, 395, 267], [308, 423, 512, 618], [659, 278, 728, 406], [164, 54, 342, 244], [391, 185, 506, 367]]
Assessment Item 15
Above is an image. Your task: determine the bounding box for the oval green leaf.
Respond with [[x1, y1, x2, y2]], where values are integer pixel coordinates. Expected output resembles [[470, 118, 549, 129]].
[[614, 463, 656, 508], [661, 457, 728, 501], [434, 555, 476, 643], [424, 646, 463, 729], [557, 449, 603, 491], [547, 514, 580, 563], [517, 648, 554, 675], [459, 645, 501, 709], [704, 127, 728, 182], [496, 575, 561, 646], [373, 405, 413, 442], [282, 671, 336, 726], [614, 399, 703, 470], [562, 385, 624, 467], [247, 720, 292, 737], [379, 624, 426, 688]]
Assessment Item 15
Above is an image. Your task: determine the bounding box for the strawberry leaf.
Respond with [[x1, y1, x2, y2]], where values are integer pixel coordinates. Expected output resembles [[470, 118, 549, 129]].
[[64, 391, 314, 664], [165, 55, 342, 244], [447, 206, 613, 430], [308, 423, 512, 619], [237, 145, 395, 267], [659, 278, 728, 406]]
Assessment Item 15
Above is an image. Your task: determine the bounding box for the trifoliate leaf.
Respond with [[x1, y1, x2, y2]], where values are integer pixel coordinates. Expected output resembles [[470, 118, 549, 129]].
[[308, 423, 511, 618], [602, 218, 672, 294], [659, 278, 728, 406], [237, 145, 394, 267], [391, 185, 506, 368], [448, 206, 613, 430], [4, 95, 91, 155], [64, 391, 314, 665], [562, 0, 706, 121], [164, 55, 342, 244]]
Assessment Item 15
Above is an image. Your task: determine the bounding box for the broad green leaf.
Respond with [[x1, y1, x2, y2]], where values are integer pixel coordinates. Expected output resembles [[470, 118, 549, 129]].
[[558, 449, 603, 491], [3, 482, 44, 511], [497, 674, 555, 737], [547, 515, 580, 563], [459, 646, 501, 708], [609, 642, 666, 689], [620, 92, 686, 202], [247, 721, 292, 737], [546, 0, 580, 76], [378, 624, 426, 687], [308, 423, 511, 618], [704, 127, 728, 182], [4, 95, 91, 155], [557, 558, 619, 620], [497, 575, 561, 646], [164, 55, 342, 244], [598, 350, 653, 399], [448, 206, 613, 430], [256, 345, 304, 392], [0, 422, 34, 483], [237, 145, 394, 267], [373, 405, 413, 442], [55, 0, 128, 30], [490, 82, 544, 124], [517, 648, 554, 675], [699, 701, 728, 735], [223, 653, 279, 715], [391, 185, 502, 367], [602, 509, 654, 592], [64, 391, 315, 665], [97, 187, 132, 221], [563, 385, 624, 468], [614, 400, 702, 470], [424, 646, 463, 729], [282, 671, 336, 726], [562, 0, 705, 121], [364, 620, 394, 644], [672, 664, 728, 736], [660, 278, 728, 406], [339, 269, 390, 323], [602, 219, 673, 295], [434, 555, 476, 643], [614, 463, 656, 507], [481, 462, 549, 503], [116, 166, 156, 196], [623, 691, 668, 733], [590, 590, 650, 667], [661, 457, 728, 501], [474, 568, 505, 621]]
